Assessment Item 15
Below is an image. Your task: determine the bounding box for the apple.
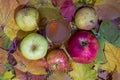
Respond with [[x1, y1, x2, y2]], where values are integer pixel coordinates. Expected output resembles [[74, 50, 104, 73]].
[[67, 31, 99, 64], [75, 7, 98, 30], [47, 49, 69, 72], [45, 19, 71, 44], [15, 7, 39, 31], [20, 33, 48, 60]]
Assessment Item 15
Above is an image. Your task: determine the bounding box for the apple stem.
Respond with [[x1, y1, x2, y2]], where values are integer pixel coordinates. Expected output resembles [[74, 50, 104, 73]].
[[80, 41, 88, 47], [61, 44, 72, 60]]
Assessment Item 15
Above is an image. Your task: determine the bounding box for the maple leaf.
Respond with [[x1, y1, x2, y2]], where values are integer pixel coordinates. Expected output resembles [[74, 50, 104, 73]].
[[68, 61, 97, 80], [102, 42, 120, 73]]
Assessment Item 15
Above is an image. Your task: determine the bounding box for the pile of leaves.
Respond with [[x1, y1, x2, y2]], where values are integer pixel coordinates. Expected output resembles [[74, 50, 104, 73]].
[[0, 0, 120, 80]]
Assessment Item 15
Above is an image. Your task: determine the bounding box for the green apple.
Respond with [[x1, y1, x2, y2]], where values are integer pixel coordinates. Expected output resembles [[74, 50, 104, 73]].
[[20, 33, 48, 60], [75, 7, 98, 30], [15, 7, 39, 31]]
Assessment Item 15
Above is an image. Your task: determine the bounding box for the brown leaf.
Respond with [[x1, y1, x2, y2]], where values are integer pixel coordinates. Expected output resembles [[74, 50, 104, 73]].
[[0, 0, 18, 25], [12, 68, 27, 80], [94, 0, 120, 20], [13, 49, 47, 75], [112, 71, 120, 80], [0, 48, 8, 65], [0, 48, 8, 75], [47, 71, 72, 80], [0, 64, 6, 74]]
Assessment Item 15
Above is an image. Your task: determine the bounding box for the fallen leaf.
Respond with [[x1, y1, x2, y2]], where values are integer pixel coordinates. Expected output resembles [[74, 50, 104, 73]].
[[0, 64, 6, 75], [112, 71, 120, 80], [4, 18, 20, 40], [27, 0, 54, 9], [0, 48, 8, 75], [102, 42, 120, 73], [16, 0, 29, 5], [60, 0, 76, 22], [94, 0, 120, 20], [0, 48, 8, 65], [13, 49, 47, 75], [0, 0, 20, 40], [12, 68, 27, 80], [0, 70, 15, 80], [47, 71, 72, 80], [98, 20, 120, 47], [97, 68, 112, 80], [0, 0, 18, 25], [68, 61, 97, 80]]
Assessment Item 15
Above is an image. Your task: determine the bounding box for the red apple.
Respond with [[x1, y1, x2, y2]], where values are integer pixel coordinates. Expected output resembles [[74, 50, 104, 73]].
[[67, 31, 99, 64], [47, 49, 69, 72]]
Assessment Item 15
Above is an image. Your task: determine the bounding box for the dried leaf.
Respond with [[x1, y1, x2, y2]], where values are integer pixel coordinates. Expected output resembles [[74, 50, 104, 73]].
[[94, 0, 120, 20], [4, 18, 20, 40], [0, 0, 18, 25], [97, 68, 112, 80], [0, 48, 8, 65], [0, 0, 20, 40], [68, 61, 97, 80], [47, 71, 72, 80], [27, 0, 54, 9], [13, 49, 47, 75], [112, 71, 120, 80], [102, 42, 120, 73]]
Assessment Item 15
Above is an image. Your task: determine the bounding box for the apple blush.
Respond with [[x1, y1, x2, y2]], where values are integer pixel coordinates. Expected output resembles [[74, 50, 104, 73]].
[[47, 49, 69, 72], [67, 31, 99, 64]]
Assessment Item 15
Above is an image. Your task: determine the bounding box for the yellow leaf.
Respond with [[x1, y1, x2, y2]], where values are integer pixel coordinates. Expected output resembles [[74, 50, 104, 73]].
[[68, 61, 97, 80], [102, 42, 120, 73], [2, 71, 15, 80], [0, 0, 20, 40]]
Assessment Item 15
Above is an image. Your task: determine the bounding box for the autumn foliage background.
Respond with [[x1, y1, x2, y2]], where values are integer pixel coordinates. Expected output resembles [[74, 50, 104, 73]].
[[0, 0, 120, 80]]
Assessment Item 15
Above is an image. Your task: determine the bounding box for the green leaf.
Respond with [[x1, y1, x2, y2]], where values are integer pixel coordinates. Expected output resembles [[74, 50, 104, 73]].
[[95, 36, 107, 64], [98, 20, 120, 47], [69, 61, 97, 80], [0, 31, 12, 50], [4, 62, 14, 73], [0, 70, 15, 80], [92, 29, 107, 64], [0, 62, 15, 80]]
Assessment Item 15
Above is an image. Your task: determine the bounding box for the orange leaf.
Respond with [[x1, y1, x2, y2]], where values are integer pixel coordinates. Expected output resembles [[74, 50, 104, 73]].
[[13, 49, 47, 75]]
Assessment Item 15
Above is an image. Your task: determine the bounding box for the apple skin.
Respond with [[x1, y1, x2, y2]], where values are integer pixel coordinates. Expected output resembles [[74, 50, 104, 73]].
[[20, 33, 48, 60], [75, 7, 98, 30], [47, 49, 69, 72], [67, 31, 99, 64], [15, 7, 39, 31]]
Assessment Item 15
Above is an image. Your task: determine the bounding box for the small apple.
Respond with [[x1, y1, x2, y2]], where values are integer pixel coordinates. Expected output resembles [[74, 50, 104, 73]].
[[67, 31, 99, 64], [75, 7, 98, 30], [15, 7, 39, 31], [20, 33, 48, 60], [47, 49, 69, 72]]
